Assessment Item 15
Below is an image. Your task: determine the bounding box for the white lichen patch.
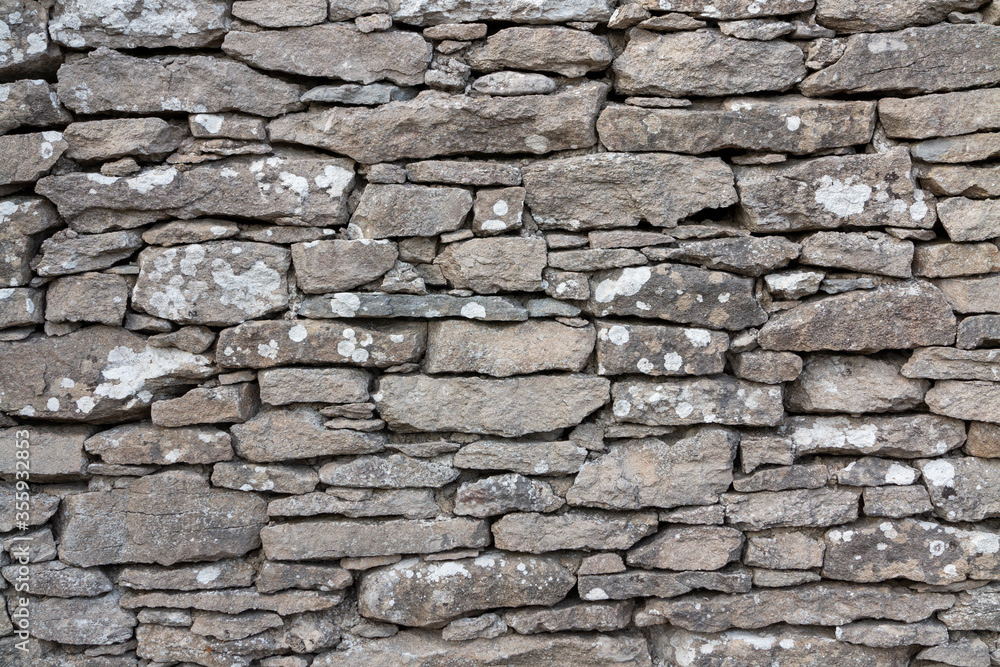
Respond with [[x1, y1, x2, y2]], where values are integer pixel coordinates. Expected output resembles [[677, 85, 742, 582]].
[[594, 266, 652, 303], [813, 175, 872, 218]]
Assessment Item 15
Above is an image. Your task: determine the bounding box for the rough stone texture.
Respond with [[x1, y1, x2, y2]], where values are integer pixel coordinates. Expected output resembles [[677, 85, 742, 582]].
[[879, 88, 1000, 140], [492, 510, 658, 553], [522, 153, 736, 231], [467, 27, 612, 77], [787, 354, 929, 413], [595, 321, 728, 377], [49, 0, 230, 48], [627, 526, 743, 571], [292, 240, 397, 292], [269, 82, 607, 164], [85, 422, 232, 465], [231, 408, 385, 461], [611, 376, 784, 426], [723, 488, 860, 530]]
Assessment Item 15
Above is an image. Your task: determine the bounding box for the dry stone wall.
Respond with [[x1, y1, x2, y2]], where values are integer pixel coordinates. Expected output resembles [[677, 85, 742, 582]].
[[1, 0, 1000, 665]]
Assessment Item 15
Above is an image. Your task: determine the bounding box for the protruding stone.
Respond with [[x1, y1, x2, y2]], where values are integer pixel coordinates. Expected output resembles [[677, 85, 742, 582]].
[[926, 381, 1000, 423], [212, 462, 318, 494], [268, 489, 438, 519], [454, 474, 564, 517], [816, 0, 986, 32], [938, 198, 1000, 243], [918, 457, 1000, 521], [318, 453, 458, 488], [787, 354, 929, 413], [292, 240, 397, 293], [151, 383, 259, 426], [0, 131, 67, 188], [454, 440, 588, 476], [29, 592, 136, 645], [627, 526, 743, 571], [435, 237, 547, 294], [879, 88, 1000, 140], [862, 485, 935, 518]]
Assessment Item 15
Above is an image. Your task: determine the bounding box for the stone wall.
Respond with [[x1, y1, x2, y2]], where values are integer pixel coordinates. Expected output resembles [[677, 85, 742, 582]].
[[1, 0, 1000, 665]]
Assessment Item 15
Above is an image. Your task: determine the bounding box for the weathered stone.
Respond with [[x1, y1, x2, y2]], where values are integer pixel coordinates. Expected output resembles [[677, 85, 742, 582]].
[[141, 220, 239, 248], [736, 149, 934, 232], [423, 319, 594, 377], [212, 462, 318, 494], [123, 587, 339, 614], [63, 118, 184, 163], [579, 553, 627, 575], [0, 287, 42, 328], [914, 242, 1000, 279], [319, 453, 458, 488], [441, 613, 507, 641], [406, 160, 522, 186], [579, 569, 751, 601], [319, 630, 650, 666], [638, 0, 811, 19], [733, 463, 828, 492], [256, 561, 351, 595], [33, 230, 145, 277], [469, 187, 523, 237], [837, 458, 919, 487], [135, 624, 296, 667], [958, 314, 1000, 350], [586, 264, 766, 330], [637, 582, 954, 632], [45, 273, 128, 326], [434, 237, 546, 294], [598, 97, 875, 155], [85, 423, 232, 465], [261, 518, 488, 560], [911, 131, 1000, 164], [612, 376, 784, 426], [0, 80, 70, 136], [745, 532, 825, 570], [0, 196, 61, 287], [231, 408, 385, 461], [650, 626, 911, 667], [917, 636, 993, 664], [627, 526, 742, 571], [614, 29, 805, 97], [918, 457, 1000, 521], [505, 600, 633, 634], [151, 383, 258, 427], [454, 474, 564, 517], [38, 151, 355, 232], [938, 198, 1000, 243], [190, 609, 283, 642], [290, 240, 397, 294], [223, 25, 430, 86], [758, 281, 957, 352], [467, 27, 611, 77], [523, 153, 736, 231], [862, 485, 934, 518], [816, 0, 984, 32], [0, 325, 213, 422], [1, 561, 112, 598], [270, 82, 606, 164], [358, 552, 575, 627], [232, 0, 327, 26], [801, 25, 1000, 96], [57, 48, 304, 117], [217, 319, 426, 369], [919, 164, 1000, 198], [665, 237, 800, 277], [967, 421, 1000, 457], [800, 232, 914, 279], [547, 249, 647, 272], [49, 0, 229, 48], [566, 427, 737, 509], [719, 18, 793, 39], [0, 483, 58, 533], [29, 592, 135, 645], [782, 413, 967, 459], [0, 0, 60, 79], [764, 270, 825, 300], [938, 275, 1000, 314], [723, 488, 860, 530], [787, 354, 929, 413], [390, 0, 614, 24], [879, 89, 1000, 141], [258, 367, 370, 405], [377, 373, 608, 436], [493, 510, 658, 553], [454, 440, 588, 476], [595, 321, 728, 377], [300, 292, 528, 321], [731, 350, 803, 384], [58, 470, 266, 566], [349, 185, 472, 239], [939, 583, 1000, 629], [926, 381, 1000, 423], [267, 488, 438, 519], [0, 131, 66, 188], [902, 347, 1000, 381], [301, 82, 406, 105], [188, 112, 267, 141], [472, 71, 556, 96]]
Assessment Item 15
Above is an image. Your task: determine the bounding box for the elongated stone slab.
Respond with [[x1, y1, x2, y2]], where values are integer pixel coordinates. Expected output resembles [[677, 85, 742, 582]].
[[723, 488, 860, 530], [595, 321, 728, 377], [612, 376, 784, 427], [492, 510, 658, 553], [49, 0, 231, 48], [781, 413, 967, 458], [84, 423, 232, 465], [391, 0, 616, 25], [879, 88, 1000, 140], [268, 82, 607, 164], [598, 97, 876, 155], [299, 293, 528, 321], [231, 408, 385, 461]]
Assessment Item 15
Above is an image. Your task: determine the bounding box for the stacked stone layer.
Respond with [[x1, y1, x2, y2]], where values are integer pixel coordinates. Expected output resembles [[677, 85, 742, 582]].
[[1, 0, 1000, 665]]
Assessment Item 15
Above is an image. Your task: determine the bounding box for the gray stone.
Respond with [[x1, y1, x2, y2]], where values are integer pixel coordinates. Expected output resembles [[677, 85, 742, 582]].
[[595, 321, 728, 377], [614, 29, 805, 97], [301, 83, 405, 105], [358, 552, 575, 627], [723, 488, 860, 530], [838, 458, 920, 487], [0, 80, 68, 135], [471, 187, 524, 236], [598, 97, 875, 155], [122, 587, 340, 614], [30, 592, 136, 645], [731, 350, 803, 384], [232, 0, 328, 27], [256, 561, 352, 594], [49, 0, 229, 48], [0, 0, 60, 79], [454, 473, 563, 517], [0, 483, 59, 532], [523, 153, 736, 231], [142, 220, 240, 247], [231, 408, 385, 461], [783, 413, 967, 458], [435, 237, 547, 293], [442, 613, 507, 641], [736, 148, 934, 232], [217, 319, 426, 369], [586, 264, 766, 330], [917, 636, 993, 665], [0, 287, 43, 329], [292, 240, 397, 292], [911, 131, 1000, 164], [926, 381, 1000, 423], [472, 71, 556, 96], [37, 151, 355, 232], [135, 624, 295, 667], [85, 422, 232, 465], [423, 319, 594, 377], [223, 25, 430, 86], [33, 230, 144, 276], [547, 249, 648, 272], [566, 427, 737, 510], [914, 242, 1000, 278], [800, 25, 1000, 96], [939, 583, 1000, 629], [918, 457, 1000, 521], [719, 18, 794, 39], [637, 582, 954, 632], [329, 0, 393, 21], [299, 292, 529, 321], [627, 526, 743, 571], [189, 112, 267, 141], [800, 232, 914, 279], [492, 510, 658, 553], [258, 367, 370, 405], [937, 275, 1000, 313], [862, 485, 934, 518], [638, 0, 810, 19], [261, 517, 488, 560], [454, 440, 588, 476], [611, 376, 784, 426], [318, 453, 458, 488], [406, 160, 522, 187], [0, 196, 62, 287], [879, 88, 1000, 140], [579, 569, 751, 601], [816, 0, 985, 32], [64, 118, 185, 162], [0, 561, 111, 598], [939, 198, 1000, 243], [745, 532, 825, 570], [268, 488, 439, 519], [0, 131, 66, 188], [787, 354, 929, 413], [376, 374, 608, 436], [663, 237, 800, 277], [151, 383, 259, 426], [45, 274, 126, 326], [269, 82, 606, 164], [211, 462, 318, 494], [733, 463, 829, 492], [902, 347, 1000, 381], [57, 48, 304, 117], [390, 0, 615, 24], [504, 600, 633, 634], [758, 281, 957, 352], [58, 470, 266, 566], [350, 184, 472, 239], [467, 27, 611, 77], [919, 164, 1000, 198], [958, 314, 1000, 349]]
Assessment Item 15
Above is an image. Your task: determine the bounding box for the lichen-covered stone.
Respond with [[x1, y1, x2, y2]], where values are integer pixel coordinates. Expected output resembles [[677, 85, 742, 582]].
[[85, 422, 232, 465], [787, 354, 929, 413], [0, 131, 67, 188], [612, 376, 784, 427], [49, 0, 230, 48], [0, 80, 71, 136], [595, 321, 728, 377], [926, 381, 1000, 424], [723, 488, 860, 530], [627, 526, 743, 571], [917, 457, 1000, 521]]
